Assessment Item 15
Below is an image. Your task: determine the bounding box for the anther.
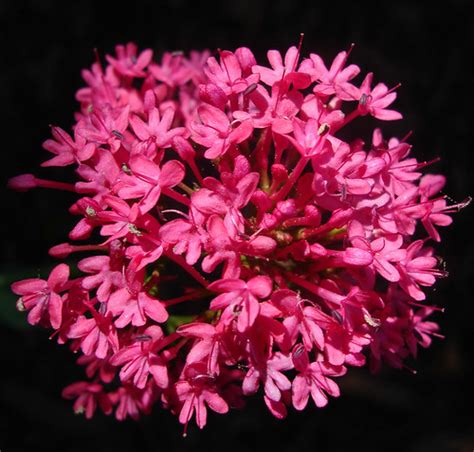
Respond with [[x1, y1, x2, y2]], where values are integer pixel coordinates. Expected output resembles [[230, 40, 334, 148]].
[[135, 334, 152, 342], [86, 206, 97, 217], [16, 298, 26, 312], [128, 224, 142, 236], [112, 130, 124, 140], [243, 83, 258, 96], [359, 93, 369, 106], [121, 163, 132, 174], [318, 123, 330, 136], [363, 312, 381, 328], [331, 310, 343, 324]]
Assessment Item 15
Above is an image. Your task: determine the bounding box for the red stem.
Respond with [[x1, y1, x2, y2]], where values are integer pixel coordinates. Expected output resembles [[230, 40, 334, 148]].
[[271, 157, 309, 202], [162, 290, 209, 307], [164, 250, 209, 288], [162, 187, 190, 206], [36, 178, 77, 192]]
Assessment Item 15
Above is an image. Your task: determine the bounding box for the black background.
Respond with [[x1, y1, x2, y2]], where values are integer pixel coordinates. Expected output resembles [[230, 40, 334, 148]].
[[1, 1, 473, 451]]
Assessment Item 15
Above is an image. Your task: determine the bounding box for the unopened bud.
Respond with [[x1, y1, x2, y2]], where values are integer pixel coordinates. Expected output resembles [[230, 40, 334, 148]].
[[49, 243, 74, 258], [8, 174, 37, 191]]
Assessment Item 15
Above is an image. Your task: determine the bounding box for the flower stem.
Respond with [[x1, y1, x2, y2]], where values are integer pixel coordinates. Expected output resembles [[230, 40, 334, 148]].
[[164, 250, 209, 288], [162, 187, 190, 206], [162, 289, 210, 307], [272, 157, 309, 203], [285, 272, 345, 304]]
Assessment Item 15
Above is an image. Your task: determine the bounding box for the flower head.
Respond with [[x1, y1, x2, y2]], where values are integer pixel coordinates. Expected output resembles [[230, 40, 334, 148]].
[[9, 41, 466, 432]]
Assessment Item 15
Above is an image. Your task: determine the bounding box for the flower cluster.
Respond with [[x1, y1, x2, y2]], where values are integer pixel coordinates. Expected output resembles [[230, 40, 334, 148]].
[[9, 41, 468, 433]]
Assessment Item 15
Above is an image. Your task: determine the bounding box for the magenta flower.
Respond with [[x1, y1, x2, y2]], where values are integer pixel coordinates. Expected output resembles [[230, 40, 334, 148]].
[[159, 207, 206, 265], [191, 103, 253, 159], [291, 345, 345, 409], [243, 351, 292, 402], [285, 117, 330, 157], [252, 46, 310, 89], [149, 52, 194, 87], [110, 326, 169, 389], [270, 290, 325, 351], [107, 285, 168, 328], [116, 155, 185, 213], [78, 255, 125, 302], [42, 126, 96, 167], [11, 263, 69, 329], [348, 72, 403, 121], [176, 363, 229, 431], [348, 222, 406, 282], [397, 240, 441, 301], [300, 47, 360, 97], [75, 149, 121, 201], [106, 43, 153, 78], [9, 41, 466, 431], [62, 381, 113, 419], [209, 276, 273, 332], [204, 49, 260, 95], [67, 312, 120, 359], [129, 107, 185, 151], [406, 307, 442, 357], [77, 105, 130, 152]]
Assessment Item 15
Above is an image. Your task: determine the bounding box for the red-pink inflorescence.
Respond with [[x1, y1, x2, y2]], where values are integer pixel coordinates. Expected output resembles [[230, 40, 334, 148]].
[[9, 41, 469, 432]]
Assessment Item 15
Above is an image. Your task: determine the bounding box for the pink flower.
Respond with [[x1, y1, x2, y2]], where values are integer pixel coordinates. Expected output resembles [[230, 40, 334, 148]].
[[69, 197, 103, 240], [291, 345, 345, 409], [62, 381, 112, 418], [106, 43, 153, 78], [285, 117, 330, 157], [176, 363, 229, 431], [209, 276, 273, 332], [111, 383, 155, 421], [78, 255, 125, 302], [108, 285, 168, 328], [116, 155, 185, 213], [191, 156, 258, 216], [75, 149, 121, 201], [349, 73, 402, 120], [98, 196, 143, 242], [149, 52, 193, 87], [191, 103, 253, 159], [129, 107, 185, 151], [11, 264, 69, 329], [300, 48, 360, 97], [110, 326, 169, 389], [270, 289, 325, 351], [177, 322, 222, 373], [42, 126, 96, 167], [159, 207, 206, 265], [77, 105, 130, 152], [397, 241, 441, 301], [252, 46, 310, 89], [418, 174, 457, 241], [406, 307, 442, 357], [348, 222, 406, 282], [243, 352, 292, 402], [67, 311, 119, 359], [204, 49, 260, 95]]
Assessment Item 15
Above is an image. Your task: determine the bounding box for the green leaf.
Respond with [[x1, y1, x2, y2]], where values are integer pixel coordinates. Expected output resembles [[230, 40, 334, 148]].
[[165, 314, 196, 334]]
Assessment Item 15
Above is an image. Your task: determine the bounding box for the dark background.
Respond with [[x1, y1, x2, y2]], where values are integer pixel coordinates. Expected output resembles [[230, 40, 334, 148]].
[[1, 1, 473, 451]]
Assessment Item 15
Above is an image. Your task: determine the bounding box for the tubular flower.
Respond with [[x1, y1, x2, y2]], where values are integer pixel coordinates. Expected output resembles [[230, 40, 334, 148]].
[[9, 41, 467, 433]]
